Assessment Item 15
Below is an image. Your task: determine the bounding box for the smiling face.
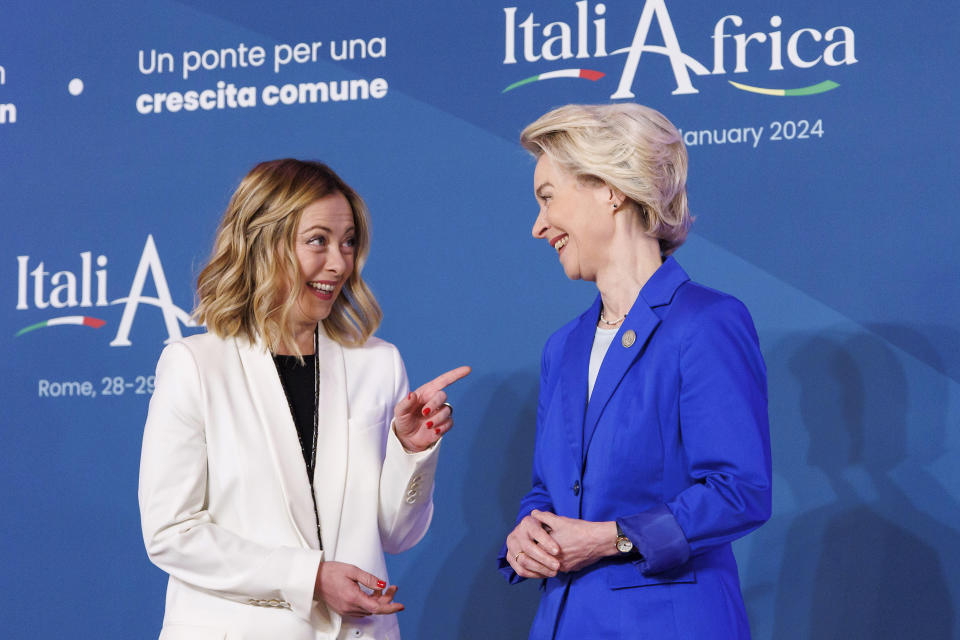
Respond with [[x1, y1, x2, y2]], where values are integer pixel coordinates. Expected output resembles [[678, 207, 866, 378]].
[[289, 192, 357, 334], [531, 154, 617, 281]]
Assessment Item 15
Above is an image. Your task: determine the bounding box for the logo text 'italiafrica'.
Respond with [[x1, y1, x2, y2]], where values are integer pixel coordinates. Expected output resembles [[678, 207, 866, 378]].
[[503, 0, 856, 96]]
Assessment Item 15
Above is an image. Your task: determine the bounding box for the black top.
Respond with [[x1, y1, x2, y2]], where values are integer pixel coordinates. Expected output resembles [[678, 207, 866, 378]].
[[272, 354, 315, 484]]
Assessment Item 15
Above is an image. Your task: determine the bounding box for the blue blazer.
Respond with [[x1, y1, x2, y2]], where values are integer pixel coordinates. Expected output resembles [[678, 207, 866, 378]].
[[499, 257, 771, 639]]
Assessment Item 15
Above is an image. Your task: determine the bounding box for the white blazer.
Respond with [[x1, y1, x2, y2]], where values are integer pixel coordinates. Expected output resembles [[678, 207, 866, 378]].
[[139, 330, 440, 640]]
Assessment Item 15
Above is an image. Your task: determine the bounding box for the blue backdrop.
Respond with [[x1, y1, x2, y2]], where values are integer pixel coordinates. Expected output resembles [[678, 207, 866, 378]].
[[2, 1, 958, 638]]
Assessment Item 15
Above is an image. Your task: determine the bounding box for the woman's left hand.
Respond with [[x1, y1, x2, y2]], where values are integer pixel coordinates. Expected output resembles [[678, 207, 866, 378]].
[[393, 366, 471, 452], [530, 510, 617, 573]]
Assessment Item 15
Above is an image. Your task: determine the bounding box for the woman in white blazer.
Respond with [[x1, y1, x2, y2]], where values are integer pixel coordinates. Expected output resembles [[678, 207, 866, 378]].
[[139, 159, 469, 640]]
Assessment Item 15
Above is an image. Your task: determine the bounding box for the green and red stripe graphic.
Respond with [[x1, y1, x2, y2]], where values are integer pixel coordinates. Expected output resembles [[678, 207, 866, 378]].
[[503, 68, 605, 93], [728, 79, 840, 96], [502, 69, 839, 97], [15, 315, 106, 337]]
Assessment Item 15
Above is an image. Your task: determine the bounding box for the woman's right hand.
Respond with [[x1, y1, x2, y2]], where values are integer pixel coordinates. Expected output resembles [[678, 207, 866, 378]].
[[313, 561, 404, 617], [505, 510, 562, 579]]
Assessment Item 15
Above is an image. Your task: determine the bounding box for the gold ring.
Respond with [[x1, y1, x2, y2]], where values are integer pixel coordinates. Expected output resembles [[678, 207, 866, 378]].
[[514, 550, 525, 563]]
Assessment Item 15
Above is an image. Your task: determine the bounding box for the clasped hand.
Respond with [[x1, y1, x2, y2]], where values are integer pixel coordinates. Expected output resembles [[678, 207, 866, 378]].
[[393, 366, 471, 453], [505, 510, 616, 578]]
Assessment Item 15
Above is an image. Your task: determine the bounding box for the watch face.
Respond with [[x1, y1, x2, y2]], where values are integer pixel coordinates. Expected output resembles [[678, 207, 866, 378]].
[[617, 536, 633, 553]]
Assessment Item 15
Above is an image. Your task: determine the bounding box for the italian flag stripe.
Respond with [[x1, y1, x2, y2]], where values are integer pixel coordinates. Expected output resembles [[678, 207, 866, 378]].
[[538, 69, 583, 80], [729, 79, 840, 97], [503, 68, 606, 93], [785, 80, 840, 96], [15, 315, 107, 337]]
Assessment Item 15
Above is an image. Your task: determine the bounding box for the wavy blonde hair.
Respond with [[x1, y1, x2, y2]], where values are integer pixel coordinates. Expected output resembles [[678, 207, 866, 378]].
[[194, 159, 382, 354], [521, 103, 692, 256]]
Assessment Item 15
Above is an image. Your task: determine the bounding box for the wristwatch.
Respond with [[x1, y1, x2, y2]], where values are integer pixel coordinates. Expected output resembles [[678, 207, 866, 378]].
[[615, 522, 634, 554]]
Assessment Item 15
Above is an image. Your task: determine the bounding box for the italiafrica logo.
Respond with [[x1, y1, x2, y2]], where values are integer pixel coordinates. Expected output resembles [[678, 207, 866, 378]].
[[15, 235, 196, 346], [501, 1, 856, 97]]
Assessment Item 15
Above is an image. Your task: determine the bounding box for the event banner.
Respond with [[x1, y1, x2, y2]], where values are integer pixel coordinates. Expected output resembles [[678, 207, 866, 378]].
[[2, 1, 957, 638]]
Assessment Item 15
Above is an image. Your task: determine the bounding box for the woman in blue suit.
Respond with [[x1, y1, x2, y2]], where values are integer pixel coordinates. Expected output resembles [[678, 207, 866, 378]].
[[499, 104, 771, 639]]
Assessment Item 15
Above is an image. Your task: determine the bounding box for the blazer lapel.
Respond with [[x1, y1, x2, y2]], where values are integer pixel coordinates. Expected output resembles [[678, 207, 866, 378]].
[[582, 258, 690, 459], [237, 337, 321, 549], [312, 328, 349, 560], [559, 297, 601, 470]]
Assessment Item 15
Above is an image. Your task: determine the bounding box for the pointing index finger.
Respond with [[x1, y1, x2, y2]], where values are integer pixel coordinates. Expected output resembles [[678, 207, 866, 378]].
[[416, 365, 471, 396]]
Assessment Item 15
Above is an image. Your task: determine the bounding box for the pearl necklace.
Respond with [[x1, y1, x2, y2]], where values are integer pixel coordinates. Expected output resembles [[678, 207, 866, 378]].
[[599, 309, 627, 326]]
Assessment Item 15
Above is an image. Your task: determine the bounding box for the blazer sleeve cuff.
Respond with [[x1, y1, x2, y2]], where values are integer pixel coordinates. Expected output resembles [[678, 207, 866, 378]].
[[272, 546, 324, 622], [379, 422, 440, 553], [618, 504, 691, 575]]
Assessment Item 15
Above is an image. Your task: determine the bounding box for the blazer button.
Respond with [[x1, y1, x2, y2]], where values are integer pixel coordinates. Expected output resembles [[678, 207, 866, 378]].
[[572, 481, 580, 496]]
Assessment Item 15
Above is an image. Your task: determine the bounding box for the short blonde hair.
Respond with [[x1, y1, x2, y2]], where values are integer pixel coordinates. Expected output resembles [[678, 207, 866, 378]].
[[194, 159, 382, 354], [521, 103, 692, 255]]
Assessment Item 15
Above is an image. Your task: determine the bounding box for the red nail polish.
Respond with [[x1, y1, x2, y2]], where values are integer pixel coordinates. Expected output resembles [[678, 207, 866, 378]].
[[407, 393, 412, 400], [422, 407, 431, 416], [376, 580, 386, 589], [435, 428, 442, 436], [426, 421, 433, 428]]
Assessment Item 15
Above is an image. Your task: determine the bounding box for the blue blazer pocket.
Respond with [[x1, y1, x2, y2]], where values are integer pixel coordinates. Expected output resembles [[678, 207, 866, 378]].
[[606, 559, 696, 590]]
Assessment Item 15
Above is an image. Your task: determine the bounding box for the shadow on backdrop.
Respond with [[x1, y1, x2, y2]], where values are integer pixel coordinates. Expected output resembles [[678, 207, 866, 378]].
[[870, 322, 960, 385], [770, 329, 957, 639], [417, 372, 542, 640]]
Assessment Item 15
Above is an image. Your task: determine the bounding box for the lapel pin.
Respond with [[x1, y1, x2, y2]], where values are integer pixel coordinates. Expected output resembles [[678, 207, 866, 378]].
[[621, 329, 636, 348]]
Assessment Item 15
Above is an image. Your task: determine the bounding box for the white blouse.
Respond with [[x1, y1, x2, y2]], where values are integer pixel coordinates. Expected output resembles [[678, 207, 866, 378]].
[[588, 326, 619, 400]]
